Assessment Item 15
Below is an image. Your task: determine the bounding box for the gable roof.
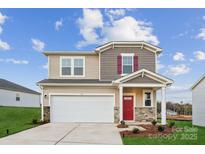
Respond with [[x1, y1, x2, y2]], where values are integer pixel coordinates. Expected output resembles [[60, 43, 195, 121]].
[[95, 41, 162, 54], [191, 74, 205, 90], [113, 69, 173, 85], [0, 78, 40, 95]]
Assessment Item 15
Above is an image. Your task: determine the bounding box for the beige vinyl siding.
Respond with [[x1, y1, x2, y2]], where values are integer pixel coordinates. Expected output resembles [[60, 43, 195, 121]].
[[43, 86, 156, 115], [100, 47, 156, 80], [43, 86, 119, 106], [48, 55, 99, 79], [124, 87, 156, 108]]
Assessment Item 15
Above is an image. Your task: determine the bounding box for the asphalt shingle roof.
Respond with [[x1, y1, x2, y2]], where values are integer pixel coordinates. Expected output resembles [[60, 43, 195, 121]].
[[37, 79, 112, 84], [0, 78, 40, 95]]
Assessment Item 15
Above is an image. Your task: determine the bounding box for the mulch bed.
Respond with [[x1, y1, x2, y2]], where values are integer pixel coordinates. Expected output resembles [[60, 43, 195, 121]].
[[120, 125, 175, 137], [117, 124, 129, 128]]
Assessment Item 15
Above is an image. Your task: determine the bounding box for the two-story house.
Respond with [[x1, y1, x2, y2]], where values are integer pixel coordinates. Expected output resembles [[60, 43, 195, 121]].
[[37, 41, 173, 124]]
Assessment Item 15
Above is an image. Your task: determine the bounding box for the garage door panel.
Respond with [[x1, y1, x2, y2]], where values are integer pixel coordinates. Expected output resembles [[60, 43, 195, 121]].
[[51, 95, 114, 123]]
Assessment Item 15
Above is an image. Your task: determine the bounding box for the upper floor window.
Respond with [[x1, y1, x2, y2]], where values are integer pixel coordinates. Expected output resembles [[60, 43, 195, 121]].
[[60, 57, 85, 77], [62, 58, 71, 75], [74, 59, 84, 76], [122, 54, 133, 74], [117, 53, 139, 76]]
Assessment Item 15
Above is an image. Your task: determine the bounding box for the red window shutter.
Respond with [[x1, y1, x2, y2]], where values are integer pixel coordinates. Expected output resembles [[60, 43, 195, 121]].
[[134, 55, 139, 71], [117, 55, 122, 74]]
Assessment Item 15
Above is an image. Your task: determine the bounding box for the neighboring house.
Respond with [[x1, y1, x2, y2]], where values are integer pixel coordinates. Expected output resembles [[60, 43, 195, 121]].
[[38, 41, 173, 124], [0, 78, 40, 107], [191, 74, 205, 126], [167, 109, 178, 116]]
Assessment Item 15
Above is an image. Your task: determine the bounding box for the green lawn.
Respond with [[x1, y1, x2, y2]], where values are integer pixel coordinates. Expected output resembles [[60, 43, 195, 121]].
[[0, 106, 41, 138], [122, 120, 205, 145]]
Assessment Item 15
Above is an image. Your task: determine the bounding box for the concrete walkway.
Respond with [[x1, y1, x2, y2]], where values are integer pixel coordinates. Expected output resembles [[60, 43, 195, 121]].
[[0, 123, 122, 145]]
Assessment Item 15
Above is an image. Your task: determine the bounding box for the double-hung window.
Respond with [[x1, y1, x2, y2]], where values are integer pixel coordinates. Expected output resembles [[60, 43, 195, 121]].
[[61, 57, 84, 77], [143, 90, 153, 107], [122, 54, 134, 74], [74, 59, 84, 76], [61, 58, 71, 76]]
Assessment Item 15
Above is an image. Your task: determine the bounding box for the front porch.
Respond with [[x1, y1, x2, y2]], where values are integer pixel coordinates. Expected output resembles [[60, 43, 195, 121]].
[[114, 69, 173, 125], [119, 86, 166, 124]]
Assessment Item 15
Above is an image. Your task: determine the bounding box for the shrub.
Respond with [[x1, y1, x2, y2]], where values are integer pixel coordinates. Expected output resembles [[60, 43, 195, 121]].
[[151, 120, 157, 126], [32, 119, 38, 124], [158, 125, 165, 132], [120, 120, 126, 126], [168, 121, 175, 128], [132, 128, 140, 134]]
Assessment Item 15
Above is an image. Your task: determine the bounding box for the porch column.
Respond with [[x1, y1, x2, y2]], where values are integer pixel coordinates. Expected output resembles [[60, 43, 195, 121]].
[[161, 86, 166, 125], [119, 85, 123, 121]]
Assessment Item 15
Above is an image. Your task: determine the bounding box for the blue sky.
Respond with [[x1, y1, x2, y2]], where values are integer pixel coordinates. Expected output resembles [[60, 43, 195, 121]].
[[1, 8, 205, 103]]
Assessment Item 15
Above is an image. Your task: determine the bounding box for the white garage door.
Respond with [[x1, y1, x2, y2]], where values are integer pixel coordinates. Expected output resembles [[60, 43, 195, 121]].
[[50, 95, 114, 123]]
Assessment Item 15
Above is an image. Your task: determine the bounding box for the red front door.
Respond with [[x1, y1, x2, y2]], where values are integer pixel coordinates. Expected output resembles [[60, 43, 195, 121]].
[[123, 96, 134, 120]]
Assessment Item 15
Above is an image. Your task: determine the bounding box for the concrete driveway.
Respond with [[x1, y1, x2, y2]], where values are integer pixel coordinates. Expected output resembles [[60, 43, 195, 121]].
[[0, 123, 122, 145]]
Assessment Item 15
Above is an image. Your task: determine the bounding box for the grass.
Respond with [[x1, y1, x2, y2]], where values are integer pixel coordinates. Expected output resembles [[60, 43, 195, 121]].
[[122, 120, 205, 145], [0, 106, 41, 138]]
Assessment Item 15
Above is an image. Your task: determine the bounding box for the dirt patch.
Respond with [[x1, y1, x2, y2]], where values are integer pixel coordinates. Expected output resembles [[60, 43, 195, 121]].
[[167, 115, 192, 121], [120, 125, 175, 137]]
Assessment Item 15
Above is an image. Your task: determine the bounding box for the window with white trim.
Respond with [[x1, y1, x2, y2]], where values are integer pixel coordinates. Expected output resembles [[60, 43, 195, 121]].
[[122, 54, 133, 74], [61, 57, 85, 77], [143, 90, 152, 107], [61, 58, 71, 75], [16, 93, 20, 101], [74, 58, 84, 76]]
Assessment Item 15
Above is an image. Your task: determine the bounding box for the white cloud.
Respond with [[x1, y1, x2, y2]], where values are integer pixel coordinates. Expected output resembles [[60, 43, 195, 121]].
[[0, 12, 8, 35], [156, 60, 165, 71], [168, 64, 190, 76], [194, 50, 205, 60], [76, 9, 159, 48], [105, 9, 126, 21], [102, 16, 159, 45], [31, 38, 45, 52], [76, 9, 103, 48], [0, 12, 7, 25], [173, 52, 185, 61], [0, 39, 11, 50], [42, 62, 48, 69], [202, 16, 205, 20], [0, 58, 29, 64], [167, 85, 190, 93], [196, 28, 205, 40], [55, 18, 63, 31]]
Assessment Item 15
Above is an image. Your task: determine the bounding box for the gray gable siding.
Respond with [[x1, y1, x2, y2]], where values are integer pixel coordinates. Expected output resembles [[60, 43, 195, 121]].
[[124, 76, 160, 84], [100, 47, 156, 80]]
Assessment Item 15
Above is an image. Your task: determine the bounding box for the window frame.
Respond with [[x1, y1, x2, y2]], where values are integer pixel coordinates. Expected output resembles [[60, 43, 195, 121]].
[[16, 93, 20, 101], [143, 90, 153, 107], [121, 53, 134, 76], [61, 58, 72, 76], [60, 56, 85, 77]]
